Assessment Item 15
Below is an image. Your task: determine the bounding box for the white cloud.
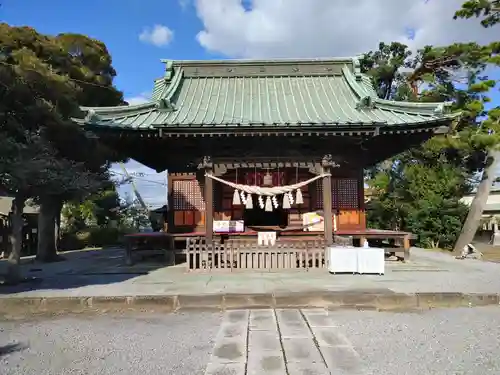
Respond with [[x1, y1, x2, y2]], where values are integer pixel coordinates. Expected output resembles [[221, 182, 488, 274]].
[[125, 92, 151, 105], [139, 24, 174, 47], [194, 0, 497, 59]]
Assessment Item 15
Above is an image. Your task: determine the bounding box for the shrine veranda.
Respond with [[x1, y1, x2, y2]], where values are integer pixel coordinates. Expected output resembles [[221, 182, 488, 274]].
[[76, 57, 458, 269]]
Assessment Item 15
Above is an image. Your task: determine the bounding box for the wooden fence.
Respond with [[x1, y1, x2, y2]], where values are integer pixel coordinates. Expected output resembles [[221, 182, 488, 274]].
[[186, 237, 327, 271]]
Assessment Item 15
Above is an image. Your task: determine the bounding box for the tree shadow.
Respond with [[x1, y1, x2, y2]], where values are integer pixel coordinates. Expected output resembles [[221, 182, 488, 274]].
[[0, 247, 177, 295], [0, 186, 199, 296], [0, 343, 26, 357]]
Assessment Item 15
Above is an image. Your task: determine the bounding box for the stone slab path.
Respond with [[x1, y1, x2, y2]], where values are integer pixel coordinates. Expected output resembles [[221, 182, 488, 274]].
[[206, 309, 362, 375]]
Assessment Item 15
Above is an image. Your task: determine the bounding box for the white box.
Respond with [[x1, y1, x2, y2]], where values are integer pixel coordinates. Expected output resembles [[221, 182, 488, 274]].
[[327, 246, 357, 274], [357, 247, 385, 275]]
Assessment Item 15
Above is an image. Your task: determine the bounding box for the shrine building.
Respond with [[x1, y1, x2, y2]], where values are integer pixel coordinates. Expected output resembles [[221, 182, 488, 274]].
[[75, 57, 458, 269]]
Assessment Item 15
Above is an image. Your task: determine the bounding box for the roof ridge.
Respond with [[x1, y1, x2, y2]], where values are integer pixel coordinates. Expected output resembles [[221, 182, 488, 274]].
[[152, 62, 184, 101], [160, 57, 356, 66], [162, 67, 184, 101], [342, 65, 374, 99]]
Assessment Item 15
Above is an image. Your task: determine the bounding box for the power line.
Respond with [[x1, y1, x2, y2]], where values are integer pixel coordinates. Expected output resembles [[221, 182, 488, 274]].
[[110, 170, 167, 187]]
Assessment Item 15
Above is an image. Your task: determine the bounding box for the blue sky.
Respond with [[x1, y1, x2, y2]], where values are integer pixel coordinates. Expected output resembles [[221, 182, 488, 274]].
[[1, 0, 212, 207], [0, 0, 222, 102], [2, 0, 499, 207]]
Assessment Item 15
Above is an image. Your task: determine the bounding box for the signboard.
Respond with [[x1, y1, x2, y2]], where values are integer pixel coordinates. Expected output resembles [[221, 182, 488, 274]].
[[213, 220, 245, 233]]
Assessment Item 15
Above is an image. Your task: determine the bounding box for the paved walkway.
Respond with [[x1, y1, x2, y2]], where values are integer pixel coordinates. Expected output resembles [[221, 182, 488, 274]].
[[1, 247, 500, 299], [207, 309, 355, 375]]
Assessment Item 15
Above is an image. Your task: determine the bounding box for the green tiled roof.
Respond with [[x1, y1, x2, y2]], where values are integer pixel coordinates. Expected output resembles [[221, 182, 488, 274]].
[[76, 57, 458, 130]]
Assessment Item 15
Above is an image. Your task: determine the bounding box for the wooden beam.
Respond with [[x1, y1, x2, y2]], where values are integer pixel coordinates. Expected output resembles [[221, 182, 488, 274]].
[[96, 127, 448, 172]]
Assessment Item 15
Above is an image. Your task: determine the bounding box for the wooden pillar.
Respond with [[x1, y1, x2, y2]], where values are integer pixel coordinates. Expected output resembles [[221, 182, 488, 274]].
[[166, 171, 174, 234], [203, 156, 214, 245], [322, 155, 334, 246], [164, 170, 170, 233]]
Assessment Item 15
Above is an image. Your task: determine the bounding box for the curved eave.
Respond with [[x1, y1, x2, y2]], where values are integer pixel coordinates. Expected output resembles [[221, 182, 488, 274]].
[[80, 101, 157, 116]]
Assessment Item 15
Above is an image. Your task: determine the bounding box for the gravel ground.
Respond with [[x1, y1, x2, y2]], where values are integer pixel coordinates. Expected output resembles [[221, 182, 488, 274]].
[[329, 306, 500, 375], [1, 307, 500, 375], [0, 312, 222, 375]]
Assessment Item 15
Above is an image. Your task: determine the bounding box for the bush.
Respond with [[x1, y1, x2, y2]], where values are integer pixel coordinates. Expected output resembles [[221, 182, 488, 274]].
[[59, 226, 136, 251], [59, 232, 86, 251], [86, 227, 119, 247], [405, 197, 468, 249]]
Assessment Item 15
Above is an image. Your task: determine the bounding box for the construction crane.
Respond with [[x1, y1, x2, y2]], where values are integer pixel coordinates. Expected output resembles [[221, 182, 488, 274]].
[[119, 162, 154, 229]]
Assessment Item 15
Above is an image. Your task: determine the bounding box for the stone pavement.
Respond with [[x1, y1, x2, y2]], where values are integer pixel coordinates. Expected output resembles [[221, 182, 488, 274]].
[[207, 309, 356, 375], [1, 247, 500, 314], [205, 307, 500, 375]]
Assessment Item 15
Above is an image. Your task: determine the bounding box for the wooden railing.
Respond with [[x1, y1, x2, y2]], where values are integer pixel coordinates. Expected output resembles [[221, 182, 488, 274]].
[[186, 237, 326, 271]]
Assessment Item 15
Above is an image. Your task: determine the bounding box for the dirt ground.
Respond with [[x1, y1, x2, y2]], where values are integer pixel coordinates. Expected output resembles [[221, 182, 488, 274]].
[[474, 243, 500, 262], [430, 243, 500, 263]]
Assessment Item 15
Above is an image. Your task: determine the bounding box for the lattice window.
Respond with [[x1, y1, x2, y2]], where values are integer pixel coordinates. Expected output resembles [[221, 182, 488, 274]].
[[337, 178, 359, 209], [315, 180, 338, 209], [316, 178, 359, 209], [316, 182, 323, 209], [173, 180, 206, 210]]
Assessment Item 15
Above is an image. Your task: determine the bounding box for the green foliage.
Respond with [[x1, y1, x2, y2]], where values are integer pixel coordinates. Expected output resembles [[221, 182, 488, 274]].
[[60, 189, 152, 250], [406, 197, 468, 249], [61, 187, 122, 232], [366, 160, 470, 248], [364, 32, 500, 249], [59, 227, 135, 251], [359, 42, 414, 100], [67, 188, 118, 224], [119, 199, 153, 230], [454, 0, 500, 27], [0, 23, 128, 270], [0, 23, 125, 203]]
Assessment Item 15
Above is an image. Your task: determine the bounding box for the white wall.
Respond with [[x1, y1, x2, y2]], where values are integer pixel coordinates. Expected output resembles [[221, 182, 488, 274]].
[[460, 192, 500, 207]]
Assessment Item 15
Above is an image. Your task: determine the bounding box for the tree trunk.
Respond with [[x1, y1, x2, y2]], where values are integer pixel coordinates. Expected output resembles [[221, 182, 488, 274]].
[[36, 196, 62, 262], [453, 150, 500, 255], [55, 202, 62, 250], [5, 196, 25, 284]]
